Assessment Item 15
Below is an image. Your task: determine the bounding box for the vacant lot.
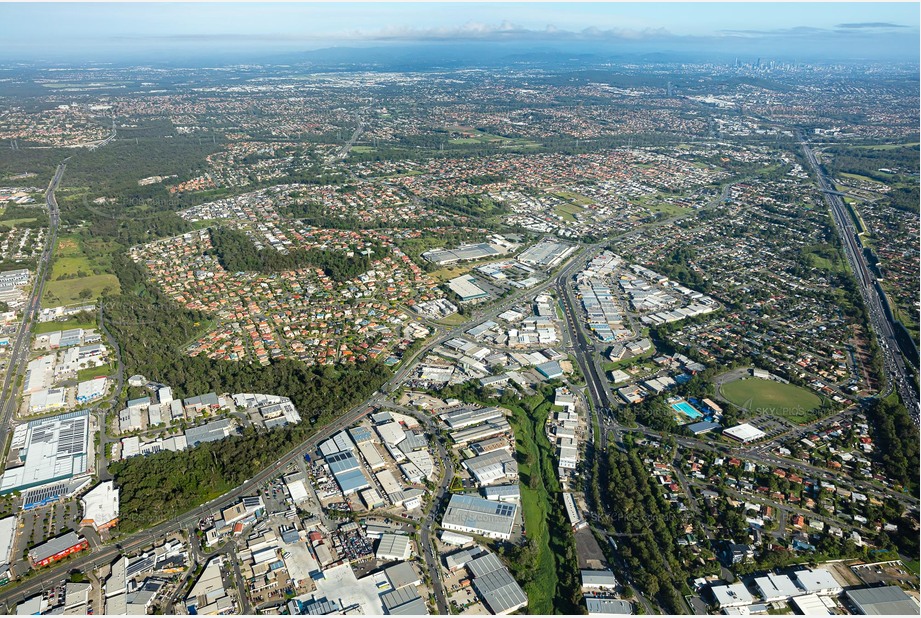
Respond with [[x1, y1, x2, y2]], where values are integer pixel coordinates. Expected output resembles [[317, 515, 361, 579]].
[[43, 273, 120, 305], [720, 377, 821, 418]]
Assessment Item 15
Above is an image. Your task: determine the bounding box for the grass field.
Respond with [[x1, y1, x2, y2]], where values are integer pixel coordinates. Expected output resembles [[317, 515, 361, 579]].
[[645, 202, 688, 217], [852, 142, 919, 151], [904, 560, 920, 576], [553, 202, 583, 221], [427, 265, 470, 282], [43, 234, 120, 305], [840, 172, 887, 185], [720, 377, 822, 417], [553, 190, 594, 206], [33, 315, 98, 334], [43, 274, 120, 305], [0, 217, 39, 226], [77, 363, 115, 381], [435, 313, 467, 326]]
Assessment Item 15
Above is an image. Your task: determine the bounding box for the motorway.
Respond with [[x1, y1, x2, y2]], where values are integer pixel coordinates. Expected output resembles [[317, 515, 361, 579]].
[[0, 162, 66, 454], [799, 134, 919, 422]]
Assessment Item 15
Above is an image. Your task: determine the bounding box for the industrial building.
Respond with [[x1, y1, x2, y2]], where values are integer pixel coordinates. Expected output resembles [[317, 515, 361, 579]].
[[80, 481, 119, 531], [326, 451, 370, 495], [441, 494, 518, 540], [791, 569, 842, 596], [447, 275, 490, 302], [423, 243, 502, 265], [585, 598, 633, 615], [710, 582, 754, 608], [381, 585, 429, 615], [845, 585, 920, 615], [0, 411, 91, 495], [76, 377, 107, 403], [581, 570, 619, 592], [28, 532, 89, 568], [463, 450, 518, 486], [376, 534, 412, 562], [468, 552, 528, 615], [517, 240, 576, 270]]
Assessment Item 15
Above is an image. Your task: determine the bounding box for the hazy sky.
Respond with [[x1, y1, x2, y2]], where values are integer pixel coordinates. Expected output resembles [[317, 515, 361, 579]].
[[2, 2, 918, 63]]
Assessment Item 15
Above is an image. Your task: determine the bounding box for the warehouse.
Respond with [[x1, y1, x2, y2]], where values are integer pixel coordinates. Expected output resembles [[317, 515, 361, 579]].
[[28, 387, 66, 413], [581, 570, 618, 592], [710, 583, 754, 608], [442, 406, 503, 430], [451, 419, 511, 446], [381, 585, 428, 615], [80, 481, 119, 531], [447, 275, 490, 302], [0, 517, 15, 567], [464, 450, 518, 486], [585, 598, 633, 615], [791, 569, 842, 596], [0, 411, 91, 495], [517, 240, 575, 270], [754, 573, 801, 602], [326, 452, 370, 496], [845, 585, 920, 615], [423, 243, 501, 265], [29, 532, 88, 568], [76, 377, 107, 403], [441, 494, 518, 540], [468, 552, 528, 615], [375, 533, 412, 562]]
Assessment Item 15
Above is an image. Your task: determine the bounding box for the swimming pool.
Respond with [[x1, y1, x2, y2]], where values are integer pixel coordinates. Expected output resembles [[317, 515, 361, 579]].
[[671, 401, 703, 420]]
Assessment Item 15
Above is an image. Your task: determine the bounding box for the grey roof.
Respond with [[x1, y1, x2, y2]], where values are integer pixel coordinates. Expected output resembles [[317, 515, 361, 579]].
[[444, 548, 482, 571], [586, 598, 633, 615], [472, 565, 528, 614], [581, 569, 618, 587], [441, 494, 517, 538], [687, 421, 721, 435], [384, 562, 420, 590], [29, 532, 84, 563], [381, 585, 428, 615], [846, 586, 920, 615], [467, 552, 505, 579], [184, 419, 231, 446], [482, 484, 520, 499]]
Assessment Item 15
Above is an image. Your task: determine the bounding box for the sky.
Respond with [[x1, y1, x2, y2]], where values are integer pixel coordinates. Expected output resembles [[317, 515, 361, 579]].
[[1, 2, 918, 64]]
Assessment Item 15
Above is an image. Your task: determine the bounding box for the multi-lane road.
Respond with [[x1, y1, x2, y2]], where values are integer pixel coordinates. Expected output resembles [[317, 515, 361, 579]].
[[0, 239, 588, 608], [0, 162, 65, 451], [799, 134, 919, 422]]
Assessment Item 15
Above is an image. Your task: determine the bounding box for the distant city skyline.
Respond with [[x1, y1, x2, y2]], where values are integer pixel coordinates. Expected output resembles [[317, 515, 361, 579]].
[[1, 2, 918, 63]]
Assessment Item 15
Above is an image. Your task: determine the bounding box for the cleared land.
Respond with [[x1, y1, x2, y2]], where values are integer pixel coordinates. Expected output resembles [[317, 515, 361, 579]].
[[43, 273, 120, 305], [720, 377, 822, 416]]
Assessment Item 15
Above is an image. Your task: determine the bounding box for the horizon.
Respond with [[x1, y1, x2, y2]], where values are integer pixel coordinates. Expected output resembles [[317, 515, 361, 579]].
[[1, 2, 919, 65]]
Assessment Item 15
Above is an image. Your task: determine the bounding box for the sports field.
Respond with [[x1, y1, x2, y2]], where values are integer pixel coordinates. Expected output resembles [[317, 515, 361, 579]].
[[720, 377, 821, 416]]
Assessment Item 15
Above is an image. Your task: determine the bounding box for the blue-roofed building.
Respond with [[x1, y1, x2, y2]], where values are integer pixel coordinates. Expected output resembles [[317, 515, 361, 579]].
[[325, 451, 359, 475], [686, 421, 721, 435], [333, 468, 370, 495], [348, 426, 373, 444], [535, 361, 563, 380]]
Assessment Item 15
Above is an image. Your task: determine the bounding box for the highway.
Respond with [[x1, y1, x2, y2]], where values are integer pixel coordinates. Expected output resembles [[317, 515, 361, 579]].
[[0, 162, 65, 454], [799, 134, 919, 422]]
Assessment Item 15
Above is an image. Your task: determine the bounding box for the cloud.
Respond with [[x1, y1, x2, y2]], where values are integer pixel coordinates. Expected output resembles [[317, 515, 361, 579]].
[[837, 22, 909, 29], [341, 21, 676, 43]]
